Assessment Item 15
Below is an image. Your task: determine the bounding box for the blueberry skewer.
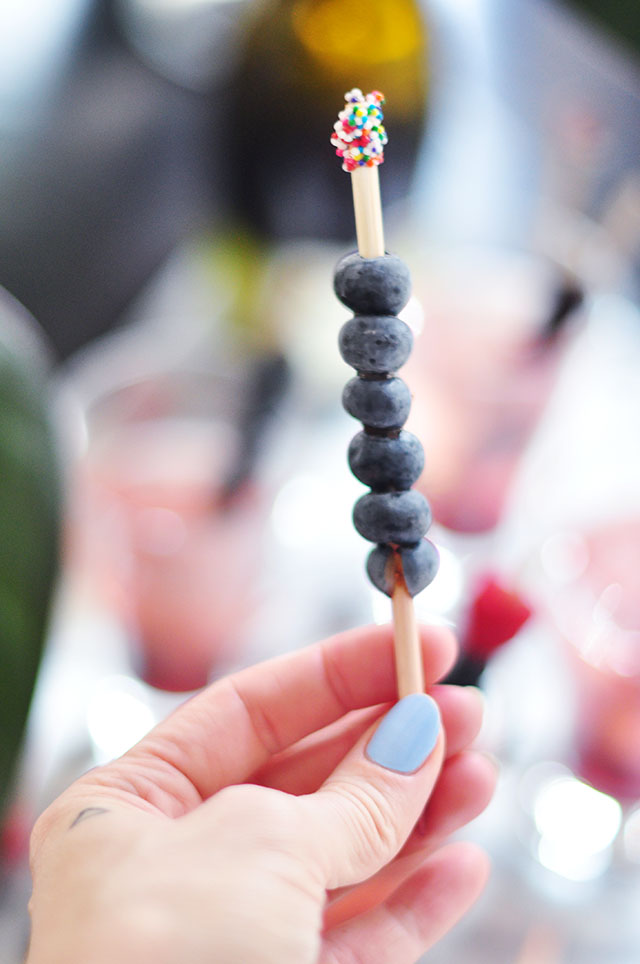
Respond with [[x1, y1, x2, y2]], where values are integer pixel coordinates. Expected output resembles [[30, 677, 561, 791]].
[[331, 90, 439, 697]]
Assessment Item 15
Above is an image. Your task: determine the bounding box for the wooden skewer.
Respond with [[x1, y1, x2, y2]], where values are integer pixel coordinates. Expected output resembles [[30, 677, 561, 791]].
[[351, 164, 424, 698], [351, 166, 385, 260], [391, 570, 424, 697]]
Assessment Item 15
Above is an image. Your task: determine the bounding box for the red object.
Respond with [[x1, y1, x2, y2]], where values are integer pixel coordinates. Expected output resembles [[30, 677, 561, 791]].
[[0, 803, 32, 869], [463, 573, 533, 661]]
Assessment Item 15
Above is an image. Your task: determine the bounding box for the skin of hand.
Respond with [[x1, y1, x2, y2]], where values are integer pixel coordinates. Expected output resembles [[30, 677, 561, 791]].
[[26, 624, 497, 964]]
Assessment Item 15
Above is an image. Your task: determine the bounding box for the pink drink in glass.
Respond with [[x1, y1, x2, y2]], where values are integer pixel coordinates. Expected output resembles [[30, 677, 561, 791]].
[[67, 372, 270, 692], [555, 520, 640, 801], [405, 249, 580, 533]]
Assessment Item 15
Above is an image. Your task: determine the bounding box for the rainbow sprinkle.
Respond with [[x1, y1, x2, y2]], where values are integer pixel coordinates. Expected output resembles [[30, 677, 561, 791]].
[[331, 88, 388, 173]]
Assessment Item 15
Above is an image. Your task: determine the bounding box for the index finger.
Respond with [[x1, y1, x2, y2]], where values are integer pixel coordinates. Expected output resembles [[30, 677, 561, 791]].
[[85, 624, 456, 814]]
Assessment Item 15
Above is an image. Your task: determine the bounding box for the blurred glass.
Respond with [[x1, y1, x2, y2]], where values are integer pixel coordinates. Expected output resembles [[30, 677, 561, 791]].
[[65, 354, 279, 692], [543, 520, 640, 802], [404, 244, 584, 534]]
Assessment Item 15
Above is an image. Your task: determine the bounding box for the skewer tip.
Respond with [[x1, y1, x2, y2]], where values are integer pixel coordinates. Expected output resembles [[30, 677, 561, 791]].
[[330, 88, 388, 173]]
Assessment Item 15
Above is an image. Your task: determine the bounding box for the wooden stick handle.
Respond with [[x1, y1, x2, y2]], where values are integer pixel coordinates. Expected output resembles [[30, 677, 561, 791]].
[[391, 574, 424, 697], [351, 166, 385, 258]]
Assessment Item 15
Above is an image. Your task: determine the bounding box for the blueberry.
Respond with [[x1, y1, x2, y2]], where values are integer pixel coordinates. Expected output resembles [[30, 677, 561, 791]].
[[339, 315, 413, 374], [353, 490, 432, 545], [366, 540, 440, 597], [348, 430, 424, 491], [342, 376, 411, 430], [334, 253, 411, 315]]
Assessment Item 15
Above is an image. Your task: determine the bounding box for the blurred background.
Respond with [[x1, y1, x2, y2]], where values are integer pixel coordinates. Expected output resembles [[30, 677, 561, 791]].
[[1, 0, 640, 960]]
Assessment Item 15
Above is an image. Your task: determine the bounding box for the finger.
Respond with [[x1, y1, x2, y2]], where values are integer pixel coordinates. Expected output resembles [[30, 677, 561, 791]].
[[407, 750, 498, 853], [431, 685, 485, 757], [325, 849, 436, 930], [79, 624, 456, 814], [255, 685, 484, 795], [324, 749, 496, 920], [301, 693, 445, 890], [322, 842, 490, 964]]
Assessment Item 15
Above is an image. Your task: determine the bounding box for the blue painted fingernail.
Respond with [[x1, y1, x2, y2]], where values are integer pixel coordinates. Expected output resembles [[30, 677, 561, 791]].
[[365, 694, 441, 774]]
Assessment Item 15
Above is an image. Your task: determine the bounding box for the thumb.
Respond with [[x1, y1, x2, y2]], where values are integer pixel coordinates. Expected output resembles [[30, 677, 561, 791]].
[[301, 693, 444, 890]]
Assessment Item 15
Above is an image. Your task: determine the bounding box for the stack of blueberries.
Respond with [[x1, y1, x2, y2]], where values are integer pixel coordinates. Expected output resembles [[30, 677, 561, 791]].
[[334, 252, 440, 598]]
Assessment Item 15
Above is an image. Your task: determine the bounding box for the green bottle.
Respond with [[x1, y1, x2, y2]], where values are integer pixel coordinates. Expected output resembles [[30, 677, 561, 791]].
[[226, 0, 429, 241], [0, 291, 60, 824]]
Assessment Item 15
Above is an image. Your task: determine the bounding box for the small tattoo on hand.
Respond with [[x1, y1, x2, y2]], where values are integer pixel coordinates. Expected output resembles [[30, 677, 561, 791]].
[[69, 807, 109, 829]]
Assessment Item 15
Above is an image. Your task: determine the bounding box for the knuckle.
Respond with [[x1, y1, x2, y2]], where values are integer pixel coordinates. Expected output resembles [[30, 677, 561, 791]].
[[332, 778, 402, 869]]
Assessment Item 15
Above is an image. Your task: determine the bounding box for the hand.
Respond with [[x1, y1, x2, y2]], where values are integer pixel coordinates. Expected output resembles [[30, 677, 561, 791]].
[[27, 624, 496, 964]]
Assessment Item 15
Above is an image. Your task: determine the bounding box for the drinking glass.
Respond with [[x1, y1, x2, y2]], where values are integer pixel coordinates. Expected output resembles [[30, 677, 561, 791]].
[[543, 519, 640, 803], [404, 246, 583, 534], [66, 362, 276, 693]]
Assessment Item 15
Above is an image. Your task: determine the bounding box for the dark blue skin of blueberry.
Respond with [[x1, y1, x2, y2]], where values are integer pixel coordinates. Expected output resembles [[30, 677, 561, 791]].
[[366, 540, 440, 597], [334, 253, 411, 316], [348, 430, 424, 491], [339, 315, 413, 374], [342, 376, 411, 430], [352, 490, 432, 545]]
